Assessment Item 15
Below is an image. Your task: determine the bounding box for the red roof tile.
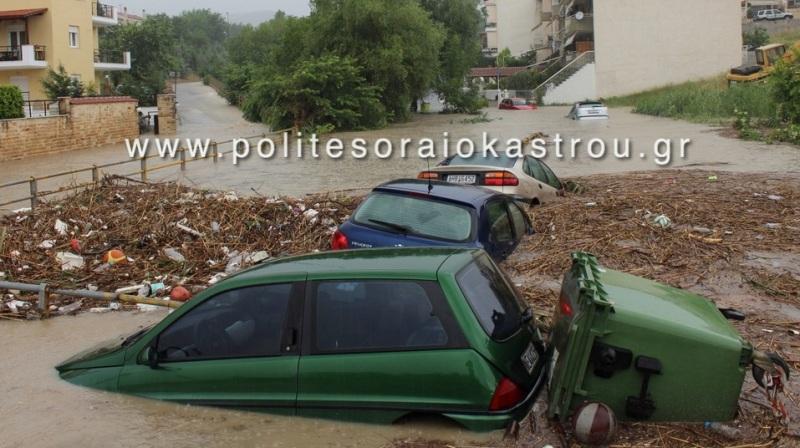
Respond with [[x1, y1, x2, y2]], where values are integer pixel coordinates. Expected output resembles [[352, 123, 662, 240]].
[[0, 8, 48, 20], [469, 67, 529, 78]]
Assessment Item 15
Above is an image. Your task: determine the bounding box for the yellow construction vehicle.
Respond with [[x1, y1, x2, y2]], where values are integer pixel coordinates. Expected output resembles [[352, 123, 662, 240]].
[[727, 43, 799, 85]]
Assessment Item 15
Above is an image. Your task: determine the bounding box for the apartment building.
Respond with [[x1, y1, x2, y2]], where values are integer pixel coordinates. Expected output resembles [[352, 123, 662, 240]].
[[0, 0, 131, 101], [482, 0, 549, 59], [537, 0, 742, 103]]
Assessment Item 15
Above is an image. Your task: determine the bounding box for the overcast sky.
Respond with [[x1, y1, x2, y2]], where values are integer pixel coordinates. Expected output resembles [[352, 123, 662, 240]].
[[120, 0, 311, 19]]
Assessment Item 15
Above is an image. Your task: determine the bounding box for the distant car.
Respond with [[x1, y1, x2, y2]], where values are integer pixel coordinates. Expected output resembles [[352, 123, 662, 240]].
[[499, 98, 537, 110], [332, 180, 534, 261], [567, 101, 609, 120], [755, 9, 793, 20], [57, 248, 549, 432], [419, 153, 564, 206]]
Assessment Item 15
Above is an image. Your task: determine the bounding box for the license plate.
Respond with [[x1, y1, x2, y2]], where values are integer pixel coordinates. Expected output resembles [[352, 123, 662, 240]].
[[521, 343, 538, 375], [447, 174, 476, 185]]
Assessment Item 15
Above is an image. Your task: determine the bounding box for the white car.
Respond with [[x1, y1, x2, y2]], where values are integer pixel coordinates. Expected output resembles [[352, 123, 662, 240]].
[[755, 9, 794, 20], [418, 153, 564, 206], [568, 101, 609, 120]]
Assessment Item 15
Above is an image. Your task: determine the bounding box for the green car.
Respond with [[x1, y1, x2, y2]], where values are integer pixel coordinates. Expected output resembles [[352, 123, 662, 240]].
[[57, 248, 548, 432]]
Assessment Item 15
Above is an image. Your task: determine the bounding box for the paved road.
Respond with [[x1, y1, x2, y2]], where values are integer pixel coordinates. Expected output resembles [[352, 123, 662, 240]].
[[1, 82, 799, 210]]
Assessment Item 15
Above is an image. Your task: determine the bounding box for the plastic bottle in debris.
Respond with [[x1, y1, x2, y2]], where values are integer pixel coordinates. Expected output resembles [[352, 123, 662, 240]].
[[704, 422, 742, 440]]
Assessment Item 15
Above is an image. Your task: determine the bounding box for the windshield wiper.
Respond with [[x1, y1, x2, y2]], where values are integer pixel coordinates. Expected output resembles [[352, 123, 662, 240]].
[[368, 219, 413, 234]]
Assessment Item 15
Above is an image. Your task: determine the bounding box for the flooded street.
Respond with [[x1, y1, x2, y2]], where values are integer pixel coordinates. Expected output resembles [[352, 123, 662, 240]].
[[1, 82, 799, 210], [0, 312, 496, 448]]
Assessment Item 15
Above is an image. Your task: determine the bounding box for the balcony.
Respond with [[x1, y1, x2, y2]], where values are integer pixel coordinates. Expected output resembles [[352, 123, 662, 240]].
[[565, 13, 593, 35], [0, 45, 47, 71], [94, 50, 131, 71], [92, 2, 119, 26]]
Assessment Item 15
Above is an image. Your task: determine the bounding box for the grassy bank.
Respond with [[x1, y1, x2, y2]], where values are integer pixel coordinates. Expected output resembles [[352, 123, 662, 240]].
[[605, 76, 776, 124]]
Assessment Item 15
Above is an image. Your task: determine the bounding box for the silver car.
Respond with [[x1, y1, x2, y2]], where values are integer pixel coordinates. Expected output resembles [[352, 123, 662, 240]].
[[568, 101, 609, 120], [418, 153, 564, 206]]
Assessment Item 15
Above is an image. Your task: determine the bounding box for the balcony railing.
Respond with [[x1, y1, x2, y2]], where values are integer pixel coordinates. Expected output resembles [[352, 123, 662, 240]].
[[0, 45, 46, 62], [94, 50, 125, 64], [92, 1, 114, 18]]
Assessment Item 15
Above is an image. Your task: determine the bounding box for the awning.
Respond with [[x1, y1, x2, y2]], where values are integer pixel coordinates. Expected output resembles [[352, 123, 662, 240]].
[[0, 8, 48, 20]]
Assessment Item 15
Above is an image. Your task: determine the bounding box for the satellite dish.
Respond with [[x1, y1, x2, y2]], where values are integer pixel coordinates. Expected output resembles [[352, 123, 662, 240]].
[[575, 11, 585, 21]]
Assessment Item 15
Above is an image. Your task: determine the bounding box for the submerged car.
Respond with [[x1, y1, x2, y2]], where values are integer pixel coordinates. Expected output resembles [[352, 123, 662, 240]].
[[57, 248, 548, 432], [567, 101, 609, 120], [499, 98, 537, 110], [332, 180, 534, 261], [419, 153, 564, 206]]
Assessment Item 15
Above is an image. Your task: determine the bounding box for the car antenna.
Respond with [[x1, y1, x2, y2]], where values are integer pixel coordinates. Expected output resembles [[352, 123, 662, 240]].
[[426, 157, 433, 194]]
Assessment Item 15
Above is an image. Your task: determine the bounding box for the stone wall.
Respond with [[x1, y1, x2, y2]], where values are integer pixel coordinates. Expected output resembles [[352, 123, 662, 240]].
[[156, 94, 177, 135], [0, 96, 138, 161]]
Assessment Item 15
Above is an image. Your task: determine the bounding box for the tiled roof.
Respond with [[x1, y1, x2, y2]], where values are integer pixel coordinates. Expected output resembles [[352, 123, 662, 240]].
[[0, 8, 48, 20], [469, 67, 529, 77]]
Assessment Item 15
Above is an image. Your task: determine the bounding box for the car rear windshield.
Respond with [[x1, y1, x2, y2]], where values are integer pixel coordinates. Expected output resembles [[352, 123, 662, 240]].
[[445, 153, 517, 169], [353, 192, 474, 242], [512, 99, 527, 106], [456, 256, 524, 341]]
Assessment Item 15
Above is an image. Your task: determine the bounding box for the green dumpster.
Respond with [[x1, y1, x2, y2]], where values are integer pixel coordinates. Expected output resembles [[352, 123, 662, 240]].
[[547, 253, 753, 423]]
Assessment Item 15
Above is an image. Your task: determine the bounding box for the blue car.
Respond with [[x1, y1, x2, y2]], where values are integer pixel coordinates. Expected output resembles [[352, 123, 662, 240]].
[[332, 180, 534, 261]]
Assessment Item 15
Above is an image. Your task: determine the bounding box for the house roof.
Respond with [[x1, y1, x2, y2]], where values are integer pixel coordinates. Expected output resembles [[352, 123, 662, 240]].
[[469, 66, 528, 78], [0, 8, 48, 20]]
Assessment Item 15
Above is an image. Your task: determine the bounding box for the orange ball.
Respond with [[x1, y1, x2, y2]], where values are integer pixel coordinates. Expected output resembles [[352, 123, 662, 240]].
[[170, 286, 192, 302], [103, 249, 127, 265]]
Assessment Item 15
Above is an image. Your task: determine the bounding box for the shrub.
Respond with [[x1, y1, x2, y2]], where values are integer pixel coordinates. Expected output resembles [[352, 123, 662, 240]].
[[41, 64, 84, 99], [743, 27, 769, 49], [242, 55, 386, 132], [0, 85, 24, 119], [772, 56, 800, 124]]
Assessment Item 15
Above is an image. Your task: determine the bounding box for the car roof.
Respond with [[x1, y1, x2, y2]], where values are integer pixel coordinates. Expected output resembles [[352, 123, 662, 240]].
[[374, 179, 502, 207], [232, 247, 480, 282]]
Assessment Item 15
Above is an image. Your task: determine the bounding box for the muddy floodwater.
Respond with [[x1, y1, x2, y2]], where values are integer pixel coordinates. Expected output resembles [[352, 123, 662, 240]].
[[0, 312, 497, 448], [2, 82, 799, 210]]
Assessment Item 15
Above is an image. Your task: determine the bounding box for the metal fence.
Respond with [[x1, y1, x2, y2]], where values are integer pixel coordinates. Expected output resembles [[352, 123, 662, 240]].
[[0, 131, 294, 212], [22, 100, 59, 118], [92, 1, 114, 18]]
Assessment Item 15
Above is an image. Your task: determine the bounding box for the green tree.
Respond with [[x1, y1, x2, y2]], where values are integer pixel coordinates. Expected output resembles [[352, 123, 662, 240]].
[[41, 64, 84, 99], [242, 55, 385, 132], [309, 0, 444, 122], [419, 0, 484, 113], [100, 14, 180, 105], [0, 85, 24, 119], [743, 27, 769, 49], [173, 9, 231, 78]]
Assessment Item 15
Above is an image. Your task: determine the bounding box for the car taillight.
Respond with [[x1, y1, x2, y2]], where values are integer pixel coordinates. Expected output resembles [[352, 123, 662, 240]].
[[483, 171, 519, 187], [558, 292, 573, 317], [331, 230, 349, 250], [418, 171, 439, 180], [489, 377, 524, 411]]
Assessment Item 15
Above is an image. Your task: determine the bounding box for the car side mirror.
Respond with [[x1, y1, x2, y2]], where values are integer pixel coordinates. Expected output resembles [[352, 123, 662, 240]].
[[146, 345, 160, 369]]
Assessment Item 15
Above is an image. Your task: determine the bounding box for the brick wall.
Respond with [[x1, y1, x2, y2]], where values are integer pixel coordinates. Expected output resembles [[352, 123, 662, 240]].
[[0, 96, 139, 161], [156, 94, 177, 135]]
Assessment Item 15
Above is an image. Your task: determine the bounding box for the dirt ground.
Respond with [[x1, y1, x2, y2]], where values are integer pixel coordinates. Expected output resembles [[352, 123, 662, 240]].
[[1, 170, 799, 447]]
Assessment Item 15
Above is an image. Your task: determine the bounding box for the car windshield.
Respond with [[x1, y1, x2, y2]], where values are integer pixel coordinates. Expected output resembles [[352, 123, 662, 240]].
[[445, 153, 517, 168], [353, 192, 474, 242], [456, 256, 525, 341]]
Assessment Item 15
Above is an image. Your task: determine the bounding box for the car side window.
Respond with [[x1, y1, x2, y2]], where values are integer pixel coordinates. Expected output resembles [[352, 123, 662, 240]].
[[312, 280, 457, 353], [487, 200, 513, 244], [525, 157, 549, 184], [539, 161, 562, 189], [156, 284, 294, 362], [508, 201, 528, 238]]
